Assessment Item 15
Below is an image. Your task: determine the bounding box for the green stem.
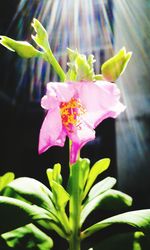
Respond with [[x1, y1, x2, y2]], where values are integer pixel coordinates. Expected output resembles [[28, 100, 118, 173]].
[[44, 48, 66, 82], [58, 208, 71, 237], [69, 168, 81, 250], [69, 140, 81, 250]]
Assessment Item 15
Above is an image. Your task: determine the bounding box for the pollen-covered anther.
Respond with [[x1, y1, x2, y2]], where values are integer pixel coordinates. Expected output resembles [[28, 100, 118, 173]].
[[60, 98, 86, 131]]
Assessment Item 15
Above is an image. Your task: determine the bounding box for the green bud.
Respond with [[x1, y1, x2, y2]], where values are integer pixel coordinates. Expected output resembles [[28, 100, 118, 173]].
[[66, 48, 95, 81], [101, 47, 132, 82], [0, 36, 41, 58], [67, 48, 78, 62], [31, 18, 50, 52]]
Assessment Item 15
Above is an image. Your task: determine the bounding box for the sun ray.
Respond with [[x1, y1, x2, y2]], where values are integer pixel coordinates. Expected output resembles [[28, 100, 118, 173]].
[[6, 0, 113, 101], [114, 0, 150, 191]]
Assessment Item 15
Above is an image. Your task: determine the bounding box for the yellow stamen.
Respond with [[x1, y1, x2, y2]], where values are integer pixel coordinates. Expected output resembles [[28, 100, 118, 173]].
[[60, 98, 86, 132]]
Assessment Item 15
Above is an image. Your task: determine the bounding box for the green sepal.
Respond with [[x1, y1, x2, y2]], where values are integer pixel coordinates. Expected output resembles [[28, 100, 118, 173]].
[[101, 47, 132, 82], [1, 224, 53, 250], [0, 172, 15, 192], [82, 209, 150, 239], [82, 158, 110, 200], [0, 36, 42, 58]]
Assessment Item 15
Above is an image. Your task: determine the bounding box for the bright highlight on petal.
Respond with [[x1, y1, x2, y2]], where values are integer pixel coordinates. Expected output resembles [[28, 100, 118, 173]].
[[38, 81, 125, 163]]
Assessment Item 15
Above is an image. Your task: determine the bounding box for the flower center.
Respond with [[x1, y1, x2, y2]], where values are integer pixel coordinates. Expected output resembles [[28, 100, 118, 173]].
[[60, 98, 86, 132]]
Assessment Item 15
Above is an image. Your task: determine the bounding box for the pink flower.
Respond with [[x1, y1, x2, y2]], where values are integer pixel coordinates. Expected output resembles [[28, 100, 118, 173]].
[[38, 81, 125, 164]]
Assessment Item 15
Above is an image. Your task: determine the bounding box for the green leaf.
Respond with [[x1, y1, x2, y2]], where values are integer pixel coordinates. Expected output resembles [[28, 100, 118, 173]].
[[87, 177, 117, 202], [101, 47, 132, 82], [2, 178, 70, 238], [50, 181, 71, 235], [79, 158, 90, 192], [75, 158, 90, 194], [2, 224, 53, 250], [91, 231, 146, 250], [67, 158, 90, 200], [82, 158, 110, 200], [66, 48, 95, 81], [46, 168, 53, 187], [2, 177, 56, 215], [97, 189, 133, 211], [0, 196, 51, 234], [81, 188, 132, 226], [47, 163, 62, 187], [31, 18, 50, 52], [82, 209, 150, 239], [81, 178, 117, 226], [53, 163, 62, 184], [0, 36, 42, 58], [0, 196, 67, 239], [0, 172, 15, 192], [51, 181, 70, 209]]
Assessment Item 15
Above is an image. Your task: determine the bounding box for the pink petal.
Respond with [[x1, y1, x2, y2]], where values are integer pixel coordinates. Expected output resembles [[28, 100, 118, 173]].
[[68, 122, 95, 164], [77, 81, 125, 128], [38, 108, 66, 154], [46, 82, 75, 103], [41, 95, 58, 110]]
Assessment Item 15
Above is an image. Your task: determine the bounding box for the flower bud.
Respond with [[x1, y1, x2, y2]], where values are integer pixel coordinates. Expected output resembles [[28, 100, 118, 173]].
[[0, 36, 41, 58], [101, 47, 132, 82], [31, 18, 50, 52]]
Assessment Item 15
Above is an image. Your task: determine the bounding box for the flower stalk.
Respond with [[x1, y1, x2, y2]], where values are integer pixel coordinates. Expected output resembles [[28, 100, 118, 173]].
[[69, 157, 81, 250], [43, 48, 66, 82]]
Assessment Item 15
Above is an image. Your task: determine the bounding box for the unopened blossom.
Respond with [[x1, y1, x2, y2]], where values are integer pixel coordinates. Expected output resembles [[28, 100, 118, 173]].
[[38, 81, 125, 164]]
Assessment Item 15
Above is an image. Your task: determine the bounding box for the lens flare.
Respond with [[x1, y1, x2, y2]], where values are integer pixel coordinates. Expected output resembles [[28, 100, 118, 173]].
[[114, 0, 150, 192], [10, 0, 114, 101]]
